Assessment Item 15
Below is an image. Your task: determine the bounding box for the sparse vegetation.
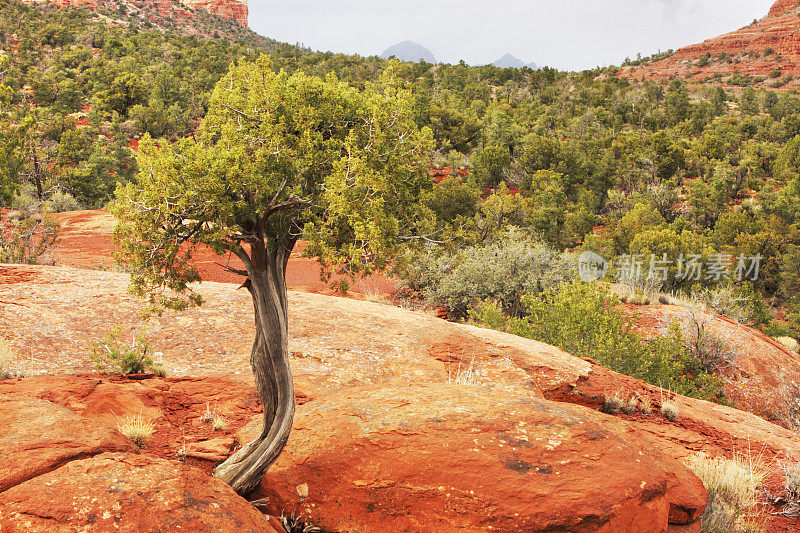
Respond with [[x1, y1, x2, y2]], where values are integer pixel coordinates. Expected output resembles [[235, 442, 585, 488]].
[[602, 391, 625, 414], [639, 395, 653, 415], [90, 328, 165, 376], [777, 336, 799, 353], [280, 513, 322, 533], [681, 303, 739, 374], [202, 403, 228, 430], [472, 281, 724, 400], [117, 413, 156, 447], [401, 228, 576, 318], [661, 401, 679, 421], [684, 452, 765, 532], [0, 212, 59, 265], [0, 338, 15, 379], [622, 395, 639, 414], [448, 358, 482, 386], [774, 459, 800, 518]]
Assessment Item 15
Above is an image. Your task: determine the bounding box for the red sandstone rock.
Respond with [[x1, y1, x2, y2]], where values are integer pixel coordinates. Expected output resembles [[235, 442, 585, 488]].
[[182, 0, 247, 26], [0, 394, 132, 492], [249, 383, 705, 532], [770, 0, 800, 18], [8, 262, 800, 529], [28, 0, 248, 26], [0, 452, 278, 532], [185, 436, 235, 461], [621, 0, 800, 85]]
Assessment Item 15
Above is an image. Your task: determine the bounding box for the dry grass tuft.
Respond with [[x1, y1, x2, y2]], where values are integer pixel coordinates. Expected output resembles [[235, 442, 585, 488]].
[[777, 336, 799, 353], [684, 451, 766, 533], [661, 401, 679, 421], [117, 414, 155, 447], [0, 338, 14, 379], [359, 282, 391, 306], [621, 396, 639, 414], [202, 403, 228, 430], [202, 402, 215, 423], [211, 413, 228, 430], [448, 358, 482, 386], [602, 391, 625, 414], [639, 395, 653, 415]]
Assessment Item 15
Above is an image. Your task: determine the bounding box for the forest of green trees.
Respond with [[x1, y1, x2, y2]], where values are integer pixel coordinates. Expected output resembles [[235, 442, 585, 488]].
[[3, 0, 800, 389]]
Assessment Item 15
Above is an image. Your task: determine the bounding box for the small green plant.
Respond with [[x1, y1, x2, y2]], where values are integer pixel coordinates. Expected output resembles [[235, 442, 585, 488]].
[[90, 328, 165, 376], [117, 413, 155, 447], [471, 281, 724, 401]]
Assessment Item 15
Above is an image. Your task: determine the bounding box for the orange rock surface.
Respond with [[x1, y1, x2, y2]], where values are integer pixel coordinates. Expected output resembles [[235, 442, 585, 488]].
[[4, 263, 800, 529], [182, 0, 247, 26], [0, 452, 278, 532]]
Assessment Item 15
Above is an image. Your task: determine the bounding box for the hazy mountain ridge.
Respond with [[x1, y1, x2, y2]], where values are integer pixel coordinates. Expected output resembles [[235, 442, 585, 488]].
[[491, 53, 538, 69], [380, 40, 436, 63]]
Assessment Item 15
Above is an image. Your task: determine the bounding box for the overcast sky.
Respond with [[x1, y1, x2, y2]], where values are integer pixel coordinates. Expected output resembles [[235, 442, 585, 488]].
[[249, 0, 775, 70]]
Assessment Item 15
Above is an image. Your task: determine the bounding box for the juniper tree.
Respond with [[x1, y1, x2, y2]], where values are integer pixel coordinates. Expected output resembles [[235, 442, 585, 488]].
[[113, 57, 433, 494]]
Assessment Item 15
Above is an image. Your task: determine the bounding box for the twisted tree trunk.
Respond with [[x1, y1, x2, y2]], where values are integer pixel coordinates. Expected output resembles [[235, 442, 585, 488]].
[[213, 240, 295, 496]]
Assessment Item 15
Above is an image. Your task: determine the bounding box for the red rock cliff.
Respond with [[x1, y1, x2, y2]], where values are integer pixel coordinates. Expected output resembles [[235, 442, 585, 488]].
[[181, 0, 248, 26], [620, 0, 800, 86], [770, 0, 800, 18], [28, 0, 248, 27]]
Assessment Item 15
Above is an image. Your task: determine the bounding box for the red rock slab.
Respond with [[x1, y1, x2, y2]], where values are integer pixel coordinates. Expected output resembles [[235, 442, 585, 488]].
[[253, 383, 706, 533], [0, 452, 279, 532], [0, 394, 131, 492]]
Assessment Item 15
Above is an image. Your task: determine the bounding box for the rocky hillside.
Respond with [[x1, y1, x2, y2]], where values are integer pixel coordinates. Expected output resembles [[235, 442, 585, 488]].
[[25, 0, 254, 41], [30, 0, 248, 25], [4, 213, 800, 530], [620, 0, 800, 88], [3, 264, 800, 530]]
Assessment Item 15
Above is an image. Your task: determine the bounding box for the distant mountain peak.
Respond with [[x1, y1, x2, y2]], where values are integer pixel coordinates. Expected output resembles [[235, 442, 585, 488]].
[[491, 53, 538, 69], [380, 41, 436, 63]]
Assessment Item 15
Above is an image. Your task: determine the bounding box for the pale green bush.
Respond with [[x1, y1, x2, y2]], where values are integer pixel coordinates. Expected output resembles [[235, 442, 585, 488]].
[[407, 228, 576, 317]]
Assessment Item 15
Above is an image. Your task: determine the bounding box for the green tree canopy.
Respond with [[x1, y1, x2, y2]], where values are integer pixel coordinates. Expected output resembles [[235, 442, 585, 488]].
[[113, 57, 433, 494]]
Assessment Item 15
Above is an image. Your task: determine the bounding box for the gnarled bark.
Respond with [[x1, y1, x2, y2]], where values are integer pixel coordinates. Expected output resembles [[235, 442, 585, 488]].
[[213, 240, 295, 496]]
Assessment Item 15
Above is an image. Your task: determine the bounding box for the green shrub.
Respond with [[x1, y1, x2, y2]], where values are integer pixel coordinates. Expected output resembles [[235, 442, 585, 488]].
[[471, 281, 724, 400], [90, 328, 165, 376], [415, 229, 576, 317], [44, 190, 81, 212], [0, 214, 59, 265], [10, 183, 42, 212]]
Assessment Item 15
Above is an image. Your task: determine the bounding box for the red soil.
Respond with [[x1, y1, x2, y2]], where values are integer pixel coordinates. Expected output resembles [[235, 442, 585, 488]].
[[51, 209, 396, 298]]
